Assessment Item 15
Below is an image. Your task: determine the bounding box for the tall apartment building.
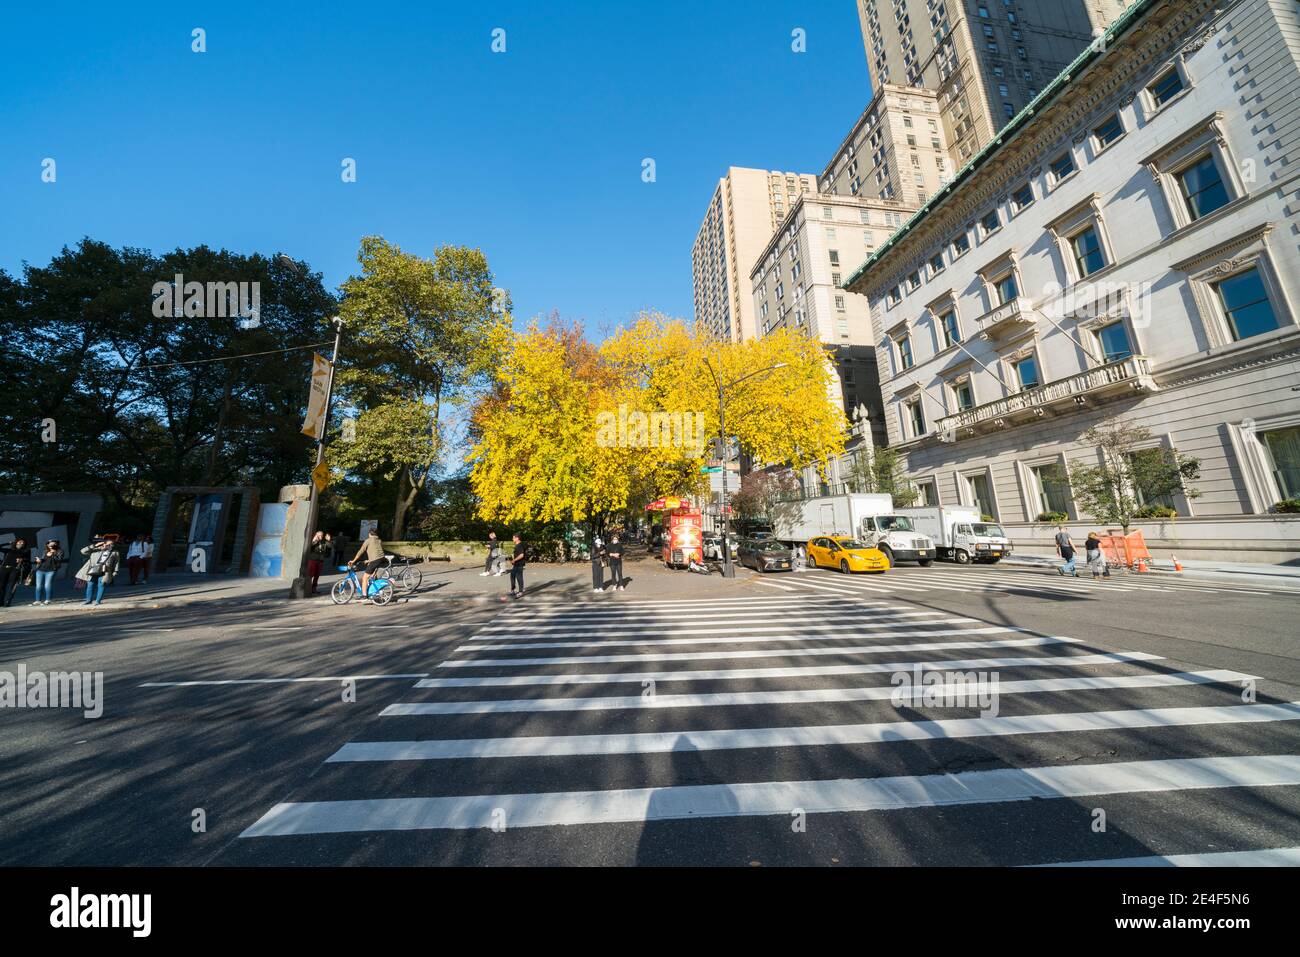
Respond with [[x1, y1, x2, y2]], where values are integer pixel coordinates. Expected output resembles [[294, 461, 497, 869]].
[[856, 0, 1130, 167], [846, 0, 1300, 561], [820, 84, 954, 206], [749, 192, 900, 446], [692, 167, 817, 342]]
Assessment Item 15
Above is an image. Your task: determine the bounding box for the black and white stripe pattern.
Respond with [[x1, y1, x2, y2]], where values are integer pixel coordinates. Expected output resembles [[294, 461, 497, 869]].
[[238, 592, 1300, 866]]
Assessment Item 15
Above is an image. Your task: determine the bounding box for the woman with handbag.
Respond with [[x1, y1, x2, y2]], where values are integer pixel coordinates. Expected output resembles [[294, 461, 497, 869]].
[[32, 539, 65, 605], [78, 535, 121, 607]]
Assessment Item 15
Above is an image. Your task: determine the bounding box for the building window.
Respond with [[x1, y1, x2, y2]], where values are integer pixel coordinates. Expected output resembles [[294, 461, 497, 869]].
[[835, 295, 846, 311], [953, 379, 975, 410], [965, 473, 996, 517], [916, 480, 938, 506], [1128, 450, 1179, 511], [1148, 68, 1185, 109], [952, 232, 970, 258], [930, 252, 945, 276], [1071, 225, 1108, 278], [1262, 427, 1300, 500], [1050, 151, 1076, 183], [1093, 114, 1125, 150], [981, 210, 1001, 236], [829, 250, 840, 266], [994, 271, 1019, 304], [1012, 182, 1035, 212], [907, 399, 926, 437], [940, 310, 961, 347], [888, 286, 902, 307], [1031, 464, 1072, 516], [1215, 268, 1280, 341], [907, 270, 922, 291], [897, 335, 914, 370], [1177, 154, 1230, 221], [1096, 321, 1134, 363], [1013, 355, 1039, 389]]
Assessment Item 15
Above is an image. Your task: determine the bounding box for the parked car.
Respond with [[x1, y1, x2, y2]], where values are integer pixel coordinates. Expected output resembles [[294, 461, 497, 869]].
[[806, 535, 890, 574], [737, 538, 793, 573], [702, 535, 738, 560]]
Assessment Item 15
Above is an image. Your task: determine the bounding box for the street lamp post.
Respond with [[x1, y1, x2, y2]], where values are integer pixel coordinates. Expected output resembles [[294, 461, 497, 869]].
[[703, 359, 788, 579], [290, 316, 344, 599]]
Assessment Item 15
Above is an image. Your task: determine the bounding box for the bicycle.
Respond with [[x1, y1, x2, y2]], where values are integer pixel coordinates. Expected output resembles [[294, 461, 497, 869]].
[[330, 563, 396, 605], [374, 554, 423, 594]]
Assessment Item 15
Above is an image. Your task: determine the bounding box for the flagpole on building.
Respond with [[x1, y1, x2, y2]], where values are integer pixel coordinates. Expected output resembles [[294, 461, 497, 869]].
[[290, 316, 344, 599]]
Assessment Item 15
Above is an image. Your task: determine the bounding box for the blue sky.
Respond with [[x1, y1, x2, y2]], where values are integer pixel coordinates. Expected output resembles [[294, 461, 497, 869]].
[[1, 1, 872, 335]]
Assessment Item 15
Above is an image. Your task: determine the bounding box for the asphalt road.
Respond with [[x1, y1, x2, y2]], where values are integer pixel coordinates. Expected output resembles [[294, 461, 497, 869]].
[[2, 558, 1298, 866]]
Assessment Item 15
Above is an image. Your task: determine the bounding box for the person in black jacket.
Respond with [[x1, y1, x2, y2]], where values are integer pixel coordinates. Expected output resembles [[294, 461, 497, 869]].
[[606, 533, 625, 591], [32, 540, 65, 605], [508, 534, 527, 598], [590, 535, 605, 592], [0, 538, 32, 607]]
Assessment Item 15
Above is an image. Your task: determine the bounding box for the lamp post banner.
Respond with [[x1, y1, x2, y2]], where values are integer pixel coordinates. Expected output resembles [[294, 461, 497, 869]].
[[300, 353, 331, 439]]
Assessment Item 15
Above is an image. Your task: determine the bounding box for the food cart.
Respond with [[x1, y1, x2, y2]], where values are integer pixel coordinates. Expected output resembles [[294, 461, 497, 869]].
[[646, 497, 703, 569]]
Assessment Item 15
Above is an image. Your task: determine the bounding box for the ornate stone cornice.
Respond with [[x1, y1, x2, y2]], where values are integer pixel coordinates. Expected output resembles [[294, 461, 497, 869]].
[[1156, 341, 1300, 390], [1171, 222, 1274, 273]]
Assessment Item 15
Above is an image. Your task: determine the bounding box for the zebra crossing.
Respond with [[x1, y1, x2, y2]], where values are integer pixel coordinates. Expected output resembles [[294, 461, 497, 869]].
[[236, 592, 1300, 865], [760, 562, 1300, 600]]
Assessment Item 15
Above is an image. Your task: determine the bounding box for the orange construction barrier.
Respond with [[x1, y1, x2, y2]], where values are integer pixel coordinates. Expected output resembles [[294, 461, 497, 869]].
[[1100, 529, 1152, 570], [1172, 555, 1183, 572]]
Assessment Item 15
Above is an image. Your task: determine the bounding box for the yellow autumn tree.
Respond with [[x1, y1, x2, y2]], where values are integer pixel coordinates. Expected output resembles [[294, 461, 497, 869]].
[[469, 312, 847, 528], [468, 318, 704, 527], [601, 313, 847, 473]]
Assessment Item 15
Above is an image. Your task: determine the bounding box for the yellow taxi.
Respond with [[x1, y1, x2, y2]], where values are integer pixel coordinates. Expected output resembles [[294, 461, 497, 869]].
[[806, 536, 890, 574]]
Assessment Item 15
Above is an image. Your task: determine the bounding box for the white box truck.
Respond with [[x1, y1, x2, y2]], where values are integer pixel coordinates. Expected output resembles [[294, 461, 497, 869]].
[[897, 506, 1012, 564], [775, 493, 935, 566]]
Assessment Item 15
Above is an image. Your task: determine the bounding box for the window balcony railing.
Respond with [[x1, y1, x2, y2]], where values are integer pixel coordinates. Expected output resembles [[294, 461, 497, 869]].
[[936, 355, 1157, 438], [974, 296, 1039, 340]]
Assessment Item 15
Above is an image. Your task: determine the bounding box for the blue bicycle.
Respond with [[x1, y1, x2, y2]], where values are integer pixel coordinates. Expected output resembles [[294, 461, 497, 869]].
[[330, 563, 396, 605]]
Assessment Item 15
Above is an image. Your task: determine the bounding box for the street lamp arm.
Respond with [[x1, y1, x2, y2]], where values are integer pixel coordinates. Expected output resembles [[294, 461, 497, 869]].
[[721, 362, 788, 394]]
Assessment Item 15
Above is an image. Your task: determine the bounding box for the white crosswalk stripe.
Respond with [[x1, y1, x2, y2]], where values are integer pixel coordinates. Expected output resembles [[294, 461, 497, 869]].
[[238, 591, 1300, 864], [241, 755, 1300, 836]]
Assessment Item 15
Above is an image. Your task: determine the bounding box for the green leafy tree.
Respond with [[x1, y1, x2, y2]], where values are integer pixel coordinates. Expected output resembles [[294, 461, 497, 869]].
[[334, 236, 507, 539], [0, 239, 335, 530], [1067, 420, 1200, 531], [845, 446, 919, 506]]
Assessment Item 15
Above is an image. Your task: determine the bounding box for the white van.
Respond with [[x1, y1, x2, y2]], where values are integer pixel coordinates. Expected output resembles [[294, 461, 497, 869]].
[[897, 506, 1012, 564]]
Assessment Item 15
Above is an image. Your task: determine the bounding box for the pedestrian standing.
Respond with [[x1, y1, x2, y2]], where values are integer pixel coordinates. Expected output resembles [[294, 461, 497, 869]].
[[126, 534, 148, 584], [480, 532, 500, 576], [1054, 525, 1078, 577], [141, 534, 154, 583], [590, 534, 605, 592], [508, 533, 527, 598], [1085, 532, 1107, 579], [77, 535, 120, 607], [307, 531, 332, 595], [32, 539, 65, 605], [607, 533, 625, 591], [0, 538, 32, 607]]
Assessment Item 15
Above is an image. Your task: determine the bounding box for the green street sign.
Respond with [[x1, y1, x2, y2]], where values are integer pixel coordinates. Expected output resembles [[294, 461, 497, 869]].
[[700, 466, 722, 473]]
